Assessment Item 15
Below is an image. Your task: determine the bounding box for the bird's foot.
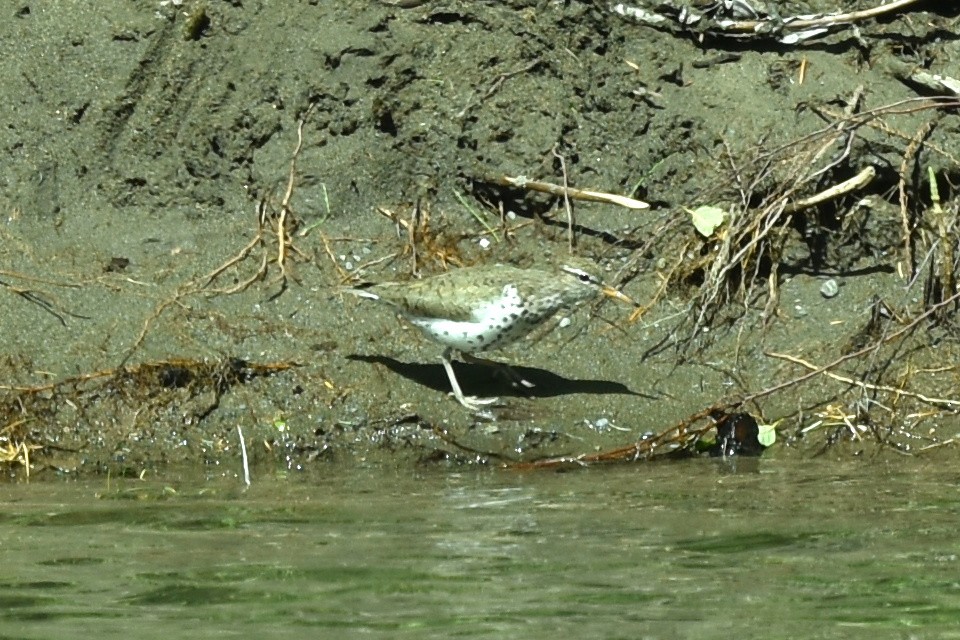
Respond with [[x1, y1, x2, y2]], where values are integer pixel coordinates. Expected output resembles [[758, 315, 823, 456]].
[[449, 391, 501, 411], [500, 364, 535, 389], [441, 349, 503, 411]]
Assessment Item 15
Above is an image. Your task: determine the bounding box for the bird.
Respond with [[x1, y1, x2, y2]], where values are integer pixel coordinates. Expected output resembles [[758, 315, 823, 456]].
[[346, 260, 633, 410]]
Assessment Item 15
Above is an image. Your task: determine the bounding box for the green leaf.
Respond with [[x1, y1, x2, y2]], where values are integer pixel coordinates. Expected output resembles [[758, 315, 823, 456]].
[[687, 205, 728, 237], [757, 421, 778, 447]]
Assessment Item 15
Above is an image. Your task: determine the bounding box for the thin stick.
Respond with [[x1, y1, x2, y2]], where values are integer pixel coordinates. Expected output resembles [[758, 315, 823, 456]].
[[201, 199, 267, 289], [552, 146, 575, 251], [0, 270, 83, 288], [210, 253, 269, 295], [494, 175, 650, 210], [237, 425, 251, 487], [748, 289, 960, 405], [898, 118, 938, 279], [275, 104, 314, 282], [783, 166, 876, 213], [767, 352, 960, 408], [408, 200, 420, 276]]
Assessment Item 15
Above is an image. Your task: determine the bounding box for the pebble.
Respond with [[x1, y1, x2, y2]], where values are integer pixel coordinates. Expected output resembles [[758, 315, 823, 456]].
[[820, 279, 839, 298]]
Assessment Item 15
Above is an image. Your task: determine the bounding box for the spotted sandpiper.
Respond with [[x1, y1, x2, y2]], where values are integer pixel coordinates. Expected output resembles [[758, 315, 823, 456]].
[[347, 260, 632, 410]]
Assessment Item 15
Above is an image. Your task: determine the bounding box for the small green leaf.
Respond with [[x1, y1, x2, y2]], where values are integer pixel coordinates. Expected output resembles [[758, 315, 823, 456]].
[[757, 421, 778, 447], [687, 205, 728, 237]]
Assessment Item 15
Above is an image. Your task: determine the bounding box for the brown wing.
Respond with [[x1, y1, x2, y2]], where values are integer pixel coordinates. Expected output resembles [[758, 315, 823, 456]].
[[367, 266, 522, 321]]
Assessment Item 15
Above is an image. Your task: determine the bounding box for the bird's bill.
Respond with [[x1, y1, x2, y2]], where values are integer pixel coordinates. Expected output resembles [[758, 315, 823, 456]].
[[600, 285, 637, 306]]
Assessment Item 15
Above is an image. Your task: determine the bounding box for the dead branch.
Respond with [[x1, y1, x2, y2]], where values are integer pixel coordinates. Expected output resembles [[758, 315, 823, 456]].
[[491, 175, 650, 210], [783, 166, 875, 214], [613, 0, 927, 44], [514, 285, 960, 469], [768, 351, 960, 408], [898, 118, 939, 279]]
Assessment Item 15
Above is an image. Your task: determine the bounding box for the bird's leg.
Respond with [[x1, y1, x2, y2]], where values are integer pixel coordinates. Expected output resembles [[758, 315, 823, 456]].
[[460, 352, 535, 389], [441, 348, 500, 410]]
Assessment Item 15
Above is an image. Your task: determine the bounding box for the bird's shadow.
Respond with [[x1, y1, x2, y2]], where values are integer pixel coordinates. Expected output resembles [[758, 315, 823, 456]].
[[347, 354, 653, 400]]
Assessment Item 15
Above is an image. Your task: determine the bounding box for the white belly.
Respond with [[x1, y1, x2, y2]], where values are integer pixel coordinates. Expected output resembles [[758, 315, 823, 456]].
[[409, 317, 500, 351], [405, 283, 538, 353]]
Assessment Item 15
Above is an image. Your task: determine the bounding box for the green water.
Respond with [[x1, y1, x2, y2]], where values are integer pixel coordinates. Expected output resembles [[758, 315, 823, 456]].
[[2, 457, 959, 639]]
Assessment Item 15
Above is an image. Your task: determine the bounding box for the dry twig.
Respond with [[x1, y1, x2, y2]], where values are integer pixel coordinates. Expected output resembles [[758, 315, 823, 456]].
[[492, 175, 650, 210]]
